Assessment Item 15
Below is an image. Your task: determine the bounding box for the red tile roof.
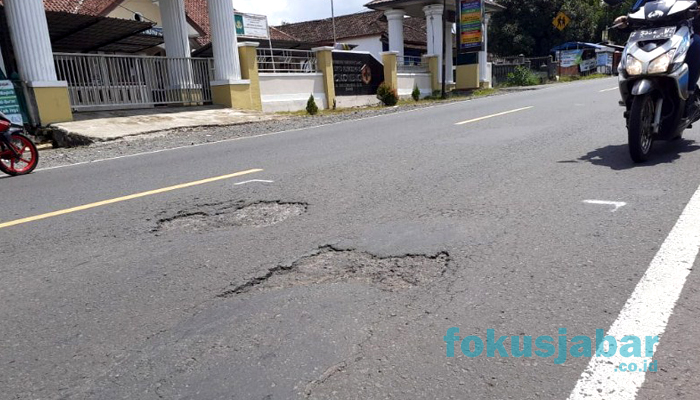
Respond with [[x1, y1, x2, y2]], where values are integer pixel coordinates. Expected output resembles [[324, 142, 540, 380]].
[[0, 0, 211, 45], [0, 0, 116, 14], [42, 0, 119, 15], [183, 0, 209, 45], [274, 10, 426, 46], [269, 27, 300, 42], [366, 0, 504, 10], [1, 1, 425, 48]]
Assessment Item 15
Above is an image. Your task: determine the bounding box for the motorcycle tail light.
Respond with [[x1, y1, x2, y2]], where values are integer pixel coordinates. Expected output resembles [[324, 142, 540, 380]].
[[0, 120, 11, 132]]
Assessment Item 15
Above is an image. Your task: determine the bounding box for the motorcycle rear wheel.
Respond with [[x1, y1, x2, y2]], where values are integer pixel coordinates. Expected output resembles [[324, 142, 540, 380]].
[[0, 133, 39, 176], [628, 94, 655, 163]]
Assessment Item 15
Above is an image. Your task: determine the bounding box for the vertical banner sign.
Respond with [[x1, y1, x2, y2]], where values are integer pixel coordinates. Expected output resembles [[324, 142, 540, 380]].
[[0, 81, 23, 124], [459, 0, 483, 53]]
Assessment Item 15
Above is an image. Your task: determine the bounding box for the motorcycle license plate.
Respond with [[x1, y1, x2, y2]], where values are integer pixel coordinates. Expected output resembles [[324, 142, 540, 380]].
[[629, 26, 676, 42]]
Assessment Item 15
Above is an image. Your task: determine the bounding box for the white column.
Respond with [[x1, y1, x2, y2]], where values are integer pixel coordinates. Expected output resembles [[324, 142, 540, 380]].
[[423, 4, 444, 82], [385, 9, 405, 57], [480, 13, 491, 86], [160, 0, 190, 58], [208, 0, 242, 83], [160, 0, 193, 88], [445, 22, 454, 84], [4, 0, 61, 85]]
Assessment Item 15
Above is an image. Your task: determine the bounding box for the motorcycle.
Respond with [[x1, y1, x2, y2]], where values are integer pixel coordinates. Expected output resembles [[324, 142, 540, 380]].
[[0, 111, 38, 176], [606, 0, 700, 162]]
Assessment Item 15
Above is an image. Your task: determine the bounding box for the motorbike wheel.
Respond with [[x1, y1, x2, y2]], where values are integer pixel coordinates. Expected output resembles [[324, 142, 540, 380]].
[[0, 133, 39, 176], [628, 94, 655, 163]]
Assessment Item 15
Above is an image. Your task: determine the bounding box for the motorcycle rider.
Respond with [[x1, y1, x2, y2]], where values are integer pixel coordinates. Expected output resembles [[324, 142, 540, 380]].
[[615, 0, 700, 117]]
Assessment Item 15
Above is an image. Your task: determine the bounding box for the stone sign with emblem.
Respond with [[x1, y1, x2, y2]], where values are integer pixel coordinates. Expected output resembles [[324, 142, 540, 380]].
[[332, 52, 384, 96]]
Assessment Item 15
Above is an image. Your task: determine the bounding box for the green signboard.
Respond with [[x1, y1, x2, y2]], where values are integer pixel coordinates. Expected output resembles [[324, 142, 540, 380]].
[[0, 80, 23, 124], [235, 14, 245, 36], [234, 13, 269, 39]]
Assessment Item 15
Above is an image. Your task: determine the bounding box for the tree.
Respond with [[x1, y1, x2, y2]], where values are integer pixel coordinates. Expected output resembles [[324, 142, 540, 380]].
[[488, 0, 633, 57]]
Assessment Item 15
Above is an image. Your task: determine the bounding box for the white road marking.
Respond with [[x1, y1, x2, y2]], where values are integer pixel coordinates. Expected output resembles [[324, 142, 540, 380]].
[[234, 179, 274, 185], [569, 185, 700, 400], [600, 87, 619, 93], [34, 96, 508, 174], [583, 200, 627, 212], [33, 79, 607, 174], [455, 106, 533, 125]]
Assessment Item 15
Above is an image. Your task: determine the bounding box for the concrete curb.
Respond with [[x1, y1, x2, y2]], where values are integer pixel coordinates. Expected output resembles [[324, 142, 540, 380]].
[[49, 126, 95, 148]]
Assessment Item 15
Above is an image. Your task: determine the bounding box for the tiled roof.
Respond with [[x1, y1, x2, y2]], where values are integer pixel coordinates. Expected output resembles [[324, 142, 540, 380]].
[[365, 0, 505, 11], [43, 0, 118, 15], [0, 0, 211, 45], [364, 0, 394, 5], [269, 27, 300, 42], [402, 14, 427, 44], [183, 0, 209, 45], [274, 10, 426, 45], [0, 0, 117, 15], [275, 11, 384, 44]]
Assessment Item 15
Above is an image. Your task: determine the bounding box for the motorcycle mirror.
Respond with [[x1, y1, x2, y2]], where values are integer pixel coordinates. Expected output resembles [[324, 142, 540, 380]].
[[602, 0, 625, 6]]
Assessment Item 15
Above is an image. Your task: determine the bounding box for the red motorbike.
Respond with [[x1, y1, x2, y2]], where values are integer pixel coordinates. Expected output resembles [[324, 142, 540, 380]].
[[0, 111, 38, 176]]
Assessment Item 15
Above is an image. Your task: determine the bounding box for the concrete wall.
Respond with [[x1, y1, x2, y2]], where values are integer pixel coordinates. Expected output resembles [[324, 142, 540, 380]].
[[341, 35, 383, 60], [397, 72, 432, 99], [335, 95, 381, 109], [259, 73, 327, 112]]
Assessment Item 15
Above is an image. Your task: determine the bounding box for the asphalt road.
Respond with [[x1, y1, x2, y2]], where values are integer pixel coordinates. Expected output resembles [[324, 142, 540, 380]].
[[2, 78, 700, 399]]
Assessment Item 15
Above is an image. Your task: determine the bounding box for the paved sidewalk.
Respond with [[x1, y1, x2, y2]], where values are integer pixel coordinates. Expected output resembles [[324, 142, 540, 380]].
[[50, 106, 281, 145]]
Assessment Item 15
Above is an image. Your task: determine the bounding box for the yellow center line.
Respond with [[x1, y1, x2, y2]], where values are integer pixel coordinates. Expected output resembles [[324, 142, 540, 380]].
[[455, 106, 534, 125], [0, 168, 263, 230], [599, 87, 618, 93]]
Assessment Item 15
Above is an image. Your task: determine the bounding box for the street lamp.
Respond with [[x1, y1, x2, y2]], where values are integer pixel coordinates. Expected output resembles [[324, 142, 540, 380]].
[[331, 0, 337, 46], [441, 0, 446, 98]]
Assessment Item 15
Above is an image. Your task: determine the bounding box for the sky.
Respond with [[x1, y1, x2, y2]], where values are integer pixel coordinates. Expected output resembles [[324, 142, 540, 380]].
[[234, 0, 371, 26]]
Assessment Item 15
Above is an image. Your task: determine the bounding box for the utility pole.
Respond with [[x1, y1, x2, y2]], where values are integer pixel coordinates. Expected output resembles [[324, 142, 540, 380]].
[[441, 0, 447, 99], [331, 0, 337, 47]]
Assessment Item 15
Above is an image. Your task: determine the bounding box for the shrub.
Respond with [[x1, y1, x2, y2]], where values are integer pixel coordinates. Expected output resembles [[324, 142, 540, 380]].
[[376, 82, 399, 106], [506, 66, 540, 87], [306, 94, 319, 115], [411, 85, 421, 101]]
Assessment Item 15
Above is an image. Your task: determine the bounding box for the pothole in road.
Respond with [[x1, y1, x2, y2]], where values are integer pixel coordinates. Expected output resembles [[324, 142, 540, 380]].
[[218, 246, 451, 297], [154, 201, 308, 233]]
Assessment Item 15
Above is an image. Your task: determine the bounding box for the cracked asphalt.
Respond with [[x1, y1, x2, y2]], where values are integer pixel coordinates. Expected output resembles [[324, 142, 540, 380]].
[[2, 78, 700, 399]]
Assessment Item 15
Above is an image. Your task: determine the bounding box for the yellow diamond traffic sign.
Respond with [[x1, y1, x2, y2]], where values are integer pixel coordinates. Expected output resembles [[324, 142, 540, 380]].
[[553, 11, 570, 31]]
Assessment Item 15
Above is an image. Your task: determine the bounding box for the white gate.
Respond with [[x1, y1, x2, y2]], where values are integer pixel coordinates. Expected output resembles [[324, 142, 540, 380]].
[[53, 53, 214, 111]]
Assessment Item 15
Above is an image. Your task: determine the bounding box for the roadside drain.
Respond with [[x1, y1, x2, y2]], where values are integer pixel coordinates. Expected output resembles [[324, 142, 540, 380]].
[[154, 201, 307, 233], [218, 245, 451, 297]]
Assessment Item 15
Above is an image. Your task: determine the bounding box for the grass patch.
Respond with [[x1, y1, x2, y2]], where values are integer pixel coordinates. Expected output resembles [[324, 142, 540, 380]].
[[472, 88, 498, 97], [275, 88, 500, 117], [558, 73, 608, 83]]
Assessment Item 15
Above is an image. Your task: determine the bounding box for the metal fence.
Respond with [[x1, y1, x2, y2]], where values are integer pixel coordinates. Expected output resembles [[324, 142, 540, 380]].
[[492, 56, 557, 85], [53, 53, 214, 111], [397, 55, 429, 73], [492, 63, 522, 85], [256, 48, 317, 73]]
